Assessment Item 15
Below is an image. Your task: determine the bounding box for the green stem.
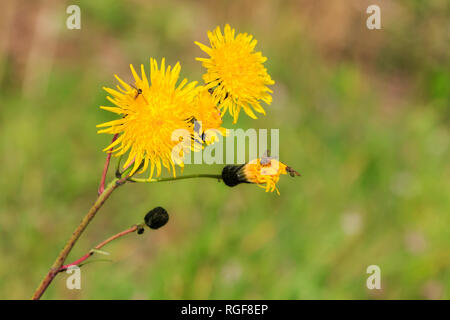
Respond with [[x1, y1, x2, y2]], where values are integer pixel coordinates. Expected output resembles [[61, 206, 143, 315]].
[[129, 173, 222, 183]]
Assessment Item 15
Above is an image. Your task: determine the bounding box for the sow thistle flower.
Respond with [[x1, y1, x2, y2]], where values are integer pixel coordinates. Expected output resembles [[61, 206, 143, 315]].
[[33, 26, 298, 302], [97, 58, 225, 179], [221, 158, 300, 195], [195, 24, 275, 123]]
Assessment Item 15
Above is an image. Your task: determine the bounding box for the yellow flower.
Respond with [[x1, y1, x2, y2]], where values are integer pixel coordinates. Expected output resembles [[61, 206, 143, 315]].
[[221, 158, 299, 195], [195, 24, 275, 123], [97, 58, 224, 179], [189, 89, 227, 146]]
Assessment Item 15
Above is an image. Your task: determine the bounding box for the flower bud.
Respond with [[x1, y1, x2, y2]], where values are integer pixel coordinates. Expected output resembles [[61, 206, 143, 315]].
[[136, 225, 145, 235], [221, 158, 295, 195], [221, 164, 247, 187], [144, 207, 169, 229]]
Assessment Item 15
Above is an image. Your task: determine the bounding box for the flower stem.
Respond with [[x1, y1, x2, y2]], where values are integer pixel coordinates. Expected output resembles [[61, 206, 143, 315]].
[[32, 167, 220, 299], [98, 134, 119, 195], [58, 224, 140, 272], [32, 169, 132, 300], [128, 173, 222, 183]]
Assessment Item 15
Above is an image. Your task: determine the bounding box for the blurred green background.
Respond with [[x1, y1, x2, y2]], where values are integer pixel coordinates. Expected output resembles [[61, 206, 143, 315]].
[[0, 0, 449, 299]]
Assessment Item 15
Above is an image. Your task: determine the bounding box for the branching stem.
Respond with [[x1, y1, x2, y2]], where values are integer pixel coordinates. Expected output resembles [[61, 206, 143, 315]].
[[32, 164, 221, 299], [31, 169, 132, 300], [58, 224, 141, 272]]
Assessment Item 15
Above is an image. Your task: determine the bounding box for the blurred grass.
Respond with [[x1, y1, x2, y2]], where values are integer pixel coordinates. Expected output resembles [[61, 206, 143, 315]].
[[0, 0, 449, 299]]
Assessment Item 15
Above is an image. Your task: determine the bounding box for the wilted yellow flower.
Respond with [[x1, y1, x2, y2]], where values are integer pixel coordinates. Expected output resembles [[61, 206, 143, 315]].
[[96, 58, 224, 179], [221, 158, 299, 195], [195, 24, 274, 123]]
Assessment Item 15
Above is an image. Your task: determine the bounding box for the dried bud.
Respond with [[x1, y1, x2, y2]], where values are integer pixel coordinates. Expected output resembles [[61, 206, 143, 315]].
[[137, 225, 145, 235], [144, 207, 169, 229]]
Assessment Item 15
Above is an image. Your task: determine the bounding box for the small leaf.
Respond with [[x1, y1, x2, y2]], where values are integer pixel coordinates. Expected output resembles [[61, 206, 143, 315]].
[[90, 249, 110, 256]]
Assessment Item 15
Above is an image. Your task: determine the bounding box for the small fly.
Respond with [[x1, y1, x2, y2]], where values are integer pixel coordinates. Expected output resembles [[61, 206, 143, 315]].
[[130, 84, 147, 103], [286, 166, 301, 177], [134, 88, 142, 99], [260, 150, 272, 165]]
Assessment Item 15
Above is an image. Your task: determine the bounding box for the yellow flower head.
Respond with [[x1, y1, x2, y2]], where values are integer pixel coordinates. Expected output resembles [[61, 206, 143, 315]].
[[221, 158, 299, 195], [195, 24, 275, 123], [96, 58, 224, 179]]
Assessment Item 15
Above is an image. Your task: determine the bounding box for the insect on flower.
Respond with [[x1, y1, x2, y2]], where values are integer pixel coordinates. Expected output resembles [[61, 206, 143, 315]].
[[134, 88, 142, 100], [286, 166, 301, 178], [260, 149, 272, 165], [129, 83, 145, 101]]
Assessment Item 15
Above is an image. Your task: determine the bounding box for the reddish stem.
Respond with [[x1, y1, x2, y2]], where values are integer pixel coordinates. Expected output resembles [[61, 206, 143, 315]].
[[98, 133, 119, 195], [59, 225, 139, 272], [122, 157, 136, 171]]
